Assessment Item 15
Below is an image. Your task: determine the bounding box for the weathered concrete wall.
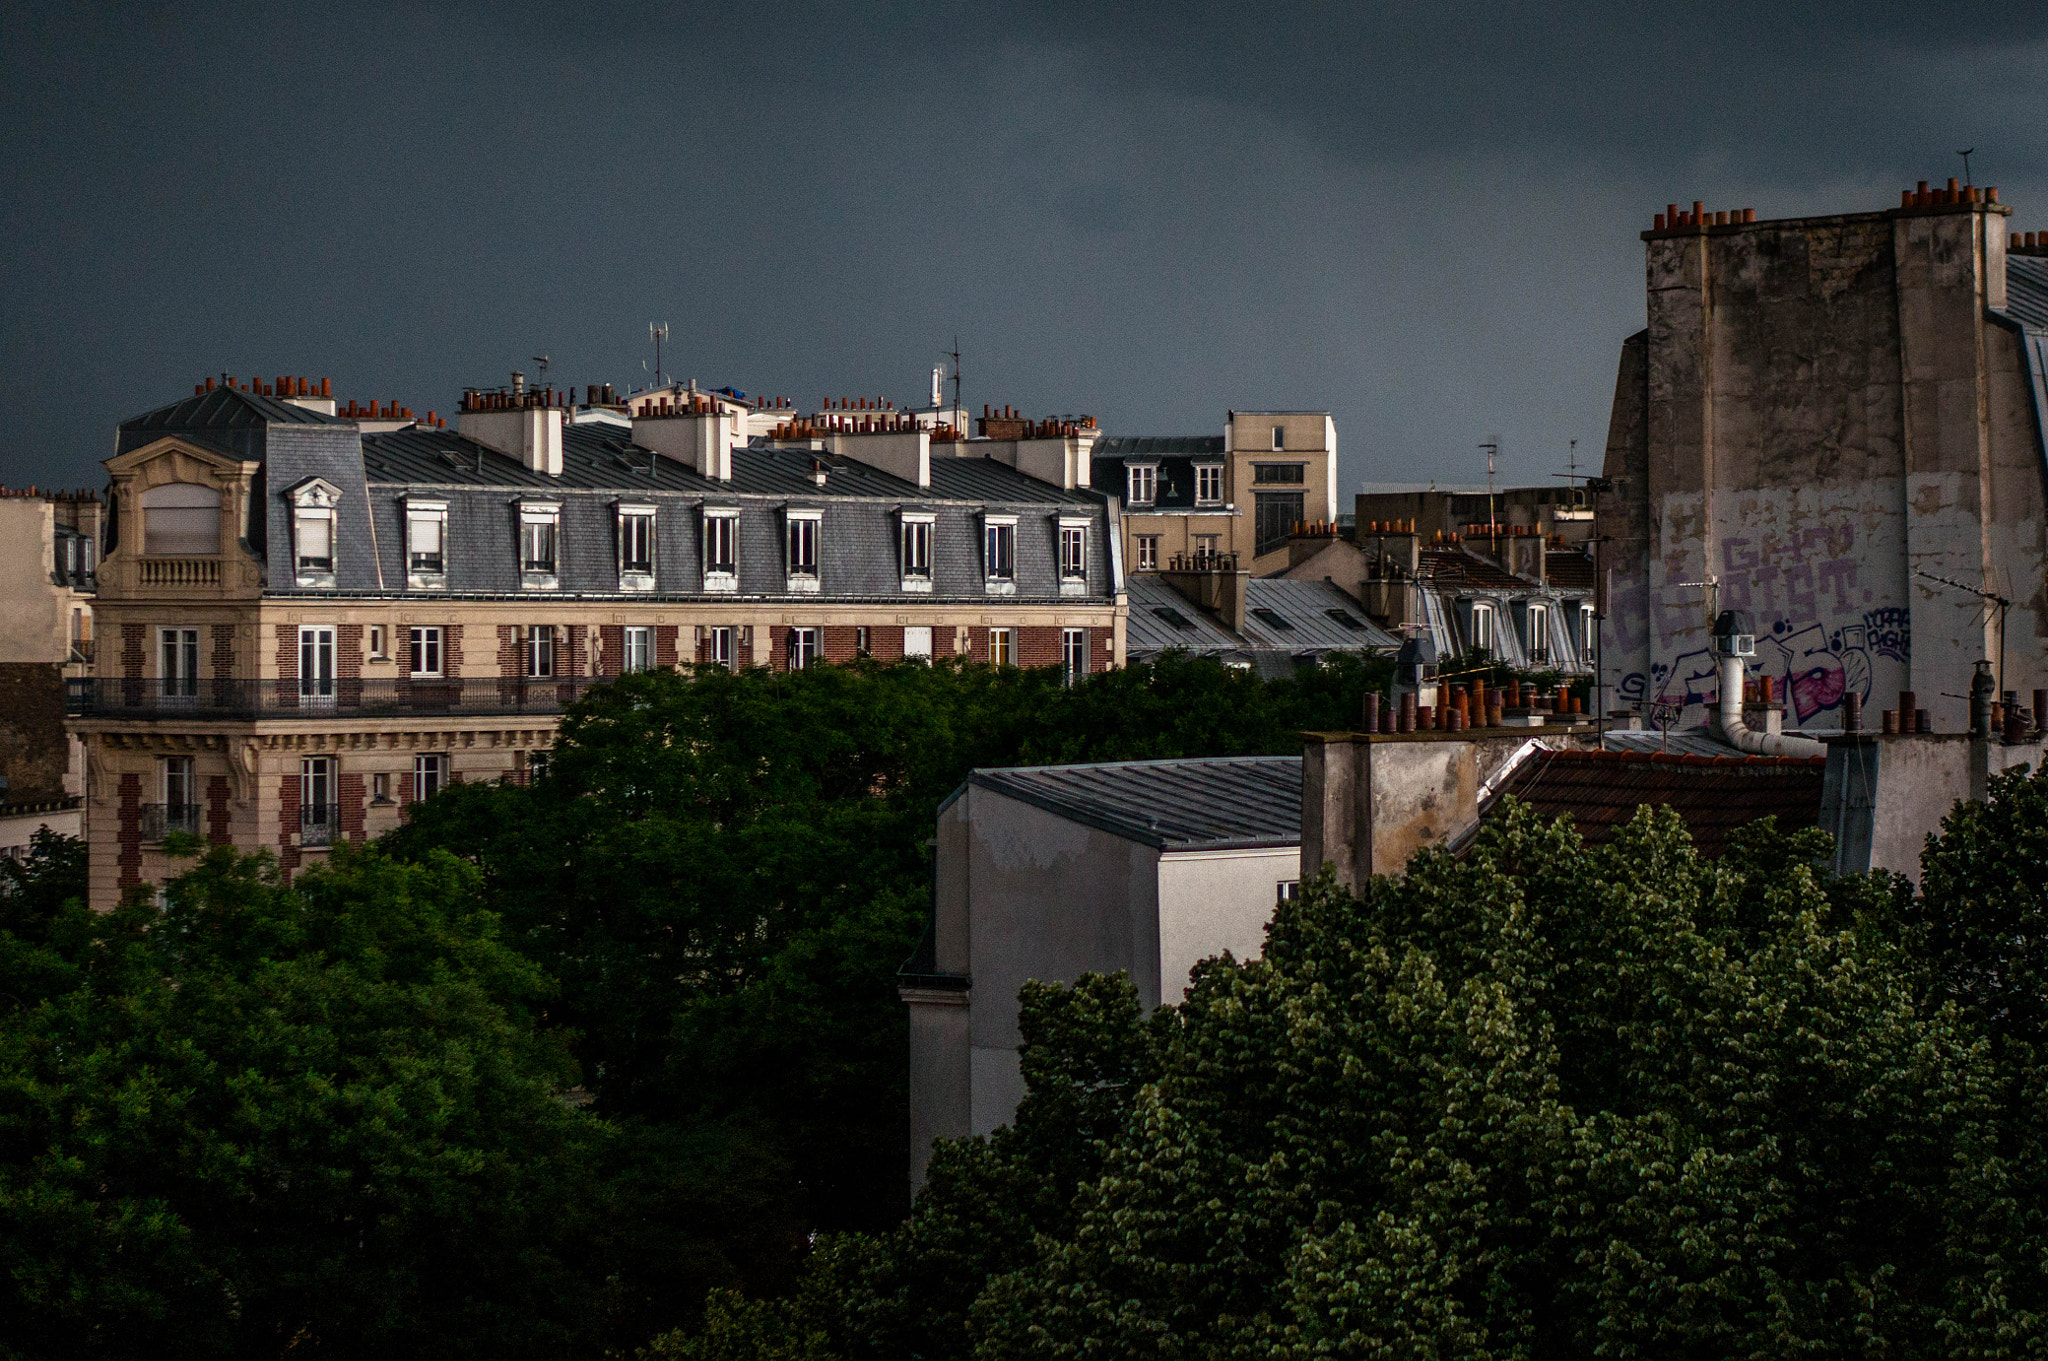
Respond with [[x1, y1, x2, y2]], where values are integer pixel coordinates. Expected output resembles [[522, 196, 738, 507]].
[[1599, 198, 2046, 733], [1155, 845, 1296, 996]]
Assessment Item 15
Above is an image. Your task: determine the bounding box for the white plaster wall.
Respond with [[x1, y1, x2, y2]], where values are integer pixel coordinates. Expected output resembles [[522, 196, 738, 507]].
[[1155, 846, 1296, 999]]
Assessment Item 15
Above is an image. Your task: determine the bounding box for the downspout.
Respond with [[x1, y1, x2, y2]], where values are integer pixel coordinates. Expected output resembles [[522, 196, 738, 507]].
[[1713, 652, 1825, 757]]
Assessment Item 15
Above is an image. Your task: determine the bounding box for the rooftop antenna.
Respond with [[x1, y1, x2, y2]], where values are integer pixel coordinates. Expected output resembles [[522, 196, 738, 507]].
[[649, 322, 669, 390], [1957, 147, 1976, 186], [1479, 439, 1499, 555], [947, 336, 962, 429], [1550, 438, 1587, 508], [1917, 566, 2009, 693], [533, 355, 550, 392]]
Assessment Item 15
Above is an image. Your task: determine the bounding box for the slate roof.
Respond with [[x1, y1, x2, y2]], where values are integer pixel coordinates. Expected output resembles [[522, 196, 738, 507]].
[[2007, 254, 2048, 332], [121, 387, 343, 433], [1420, 547, 1532, 589], [1545, 547, 1597, 590], [961, 755, 1302, 850], [1125, 575, 1242, 653], [1237, 578, 1400, 651], [1489, 747, 1825, 859], [1094, 435, 1226, 457]]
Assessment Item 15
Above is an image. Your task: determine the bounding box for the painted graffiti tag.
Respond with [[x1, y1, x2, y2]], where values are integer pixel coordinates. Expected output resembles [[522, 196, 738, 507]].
[[1863, 606, 1910, 663]]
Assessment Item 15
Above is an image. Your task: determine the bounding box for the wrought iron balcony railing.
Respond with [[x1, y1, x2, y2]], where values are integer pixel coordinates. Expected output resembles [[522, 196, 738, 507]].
[[139, 803, 201, 840], [68, 675, 600, 721], [300, 802, 342, 848]]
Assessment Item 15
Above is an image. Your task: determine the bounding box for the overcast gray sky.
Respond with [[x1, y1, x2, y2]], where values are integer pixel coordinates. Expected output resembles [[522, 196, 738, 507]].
[[4, 2, 2043, 494]]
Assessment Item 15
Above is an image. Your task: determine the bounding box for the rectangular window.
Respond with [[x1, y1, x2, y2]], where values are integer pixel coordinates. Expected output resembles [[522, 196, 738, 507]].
[[1126, 464, 1157, 506], [406, 504, 446, 580], [296, 509, 333, 574], [525, 625, 555, 678], [984, 521, 1015, 580], [298, 626, 334, 703], [1252, 463, 1306, 484], [619, 511, 655, 576], [1271, 424, 1286, 450], [855, 625, 871, 657], [1277, 879, 1301, 904], [1195, 465, 1223, 505], [622, 625, 652, 673], [301, 756, 336, 847], [1061, 628, 1087, 685], [1194, 534, 1220, 556], [1253, 491, 1305, 556], [788, 627, 820, 670], [159, 626, 199, 699], [368, 625, 387, 659], [1059, 525, 1086, 579], [161, 755, 197, 837], [900, 516, 933, 583], [1136, 536, 1159, 570], [989, 628, 1013, 666], [903, 625, 933, 659], [408, 626, 442, 677], [1525, 604, 1549, 663], [707, 625, 736, 670], [787, 515, 818, 576], [413, 753, 448, 803], [520, 517, 557, 574], [705, 511, 739, 582], [526, 751, 550, 783], [1470, 604, 1494, 653], [1581, 604, 1597, 655], [372, 772, 392, 804]]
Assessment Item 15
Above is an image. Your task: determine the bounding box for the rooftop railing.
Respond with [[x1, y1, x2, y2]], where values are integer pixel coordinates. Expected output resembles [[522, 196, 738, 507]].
[[68, 675, 600, 721]]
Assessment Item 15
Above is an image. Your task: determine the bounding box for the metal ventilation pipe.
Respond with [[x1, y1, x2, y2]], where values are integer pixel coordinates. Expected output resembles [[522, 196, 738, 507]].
[[1710, 611, 1826, 758]]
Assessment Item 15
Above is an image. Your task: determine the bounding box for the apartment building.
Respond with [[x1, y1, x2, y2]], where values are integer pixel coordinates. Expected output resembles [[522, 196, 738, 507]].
[[70, 376, 1123, 909], [0, 487, 98, 855], [1093, 410, 1337, 577]]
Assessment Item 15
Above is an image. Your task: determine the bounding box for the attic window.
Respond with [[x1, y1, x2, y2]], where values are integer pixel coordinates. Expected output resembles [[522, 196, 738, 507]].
[[1151, 606, 1195, 630], [286, 478, 342, 587], [1324, 608, 1364, 630], [141, 482, 221, 556], [1252, 606, 1294, 631]]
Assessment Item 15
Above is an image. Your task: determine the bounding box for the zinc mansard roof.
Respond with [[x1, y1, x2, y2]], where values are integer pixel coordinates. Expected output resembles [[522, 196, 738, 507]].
[[959, 755, 1303, 851], [2006, 253, 2048, 332]]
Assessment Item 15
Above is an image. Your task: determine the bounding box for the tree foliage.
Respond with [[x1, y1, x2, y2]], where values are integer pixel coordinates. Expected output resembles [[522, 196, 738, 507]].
[[658, 764, 2048, 1359]]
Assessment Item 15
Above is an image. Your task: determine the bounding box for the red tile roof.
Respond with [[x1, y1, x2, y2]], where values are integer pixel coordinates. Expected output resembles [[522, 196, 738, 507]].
[[1491, 748, 1825, 859]]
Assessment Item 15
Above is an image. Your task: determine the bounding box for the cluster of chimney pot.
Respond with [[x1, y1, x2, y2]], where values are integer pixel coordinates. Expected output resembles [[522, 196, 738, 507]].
[[1364, 678, 1586, 735]]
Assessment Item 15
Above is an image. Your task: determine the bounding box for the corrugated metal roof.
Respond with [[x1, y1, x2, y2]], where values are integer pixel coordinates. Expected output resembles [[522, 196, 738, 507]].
[[1239, 578, 1400, 650], [1491, 746, 1825, 859], [1094, 434, 1226, 456], [2007, 254, 2048, 332], [967, 755, 1301, 849], [121, 388, 344, 431]]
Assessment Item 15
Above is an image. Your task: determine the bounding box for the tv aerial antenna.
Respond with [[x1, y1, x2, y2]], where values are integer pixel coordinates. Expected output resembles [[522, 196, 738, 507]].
[[649, 322, 670, 390], [1916, 566, 2010, 692], [1957, 147, 1976, 186], [1478, 438, 1499, 551], [532, 355, 550, 391]]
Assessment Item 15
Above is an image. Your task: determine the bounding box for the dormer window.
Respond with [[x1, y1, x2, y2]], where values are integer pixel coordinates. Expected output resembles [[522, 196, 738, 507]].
[[899, 512, 934, 593], [785, 510, 820, 593], [1126, 463, 1158, 507], [287, 477, 342, 588], [1469, 602, 1495, 653], [983, 515, 1017, 596], [406, 498, 447, 589], [617, 502, 656, 592], [1058, 518, 1089, 597], [519, 501, 560, 590], [1194, 463, 1224, 506], [703, 508, 739, 592], [141, 482, 221, 556], [1524, 602, 1549, 663]]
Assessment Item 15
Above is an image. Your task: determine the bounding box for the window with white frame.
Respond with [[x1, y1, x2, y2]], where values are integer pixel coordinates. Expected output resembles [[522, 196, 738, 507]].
[[1126, 463, 1158, 506], [1194, 533, 1220, 556], [408, 626, 442, 677], [618, 504, 655, 588], [1061, 628, 1087, 684], [413, 752, 448, 803], [1271, 424, 1286, 450], [855, 625, 871, 657], [989, 628, 1013, 666], [159, 755, 197, 837], [141, 482, 220, 556], [525, 625, 555, 678], [519, 503, 560, 587], [900, 513, 933, 591], [1525, 603, 1549, 661], [301, 756, 336, 846], [786, 511, 820, 592], [368, 625, 387, 659], [1469, 603, 1494, 653], [704, 509, 739, 589], [159, 626, 199, 699], [983, 517, 1016, 593], [1276, 879, 1301, 905], [289, 478, 341, 586], [622, 625, 652, 673], [298, 626, 334, 703], [1580, 603, 1597, 655], [1135, 535, 1159, 571], [707, 625, 735, 670], [788, 627, 820, 670], [1059, 522, 1087, 579], [405, 499, 447, 586], [1194, 463, 1224, 505]]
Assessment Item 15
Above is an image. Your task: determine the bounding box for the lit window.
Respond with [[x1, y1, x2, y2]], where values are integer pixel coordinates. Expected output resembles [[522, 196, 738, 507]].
[[1195, 464, 1223, 505], [618, 505, 655, 588], [984, 518, 1016, 590], [900, 514, 934, 591], [525, 625, 554, 678], [788, 627, 820, 670], [406, 500, 447, 585], [1136, 536, 1159, 570], [787, 511, 820, 592], [704, 510, 739, 588], [159, 626, 199, 700], [408, 626, 442, 677], [989, 628, 1013, 666], [1126, 464, 1157, 506], [141, 482, 220, 556], [1062, 628, 1087, 684], [519, 503, 560, 587], [622, 625, 652, 673], [412, 753, 448, 803]]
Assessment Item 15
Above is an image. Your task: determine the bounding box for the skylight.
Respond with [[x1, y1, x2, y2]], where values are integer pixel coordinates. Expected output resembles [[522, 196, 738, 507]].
[[1252, 607, 1294, 631], [1325, 608, 1364, 630], [1152, 606, 1195, 630]]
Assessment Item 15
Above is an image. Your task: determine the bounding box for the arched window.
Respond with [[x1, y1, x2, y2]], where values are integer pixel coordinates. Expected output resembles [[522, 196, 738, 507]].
[[140, 483, 221, 556]]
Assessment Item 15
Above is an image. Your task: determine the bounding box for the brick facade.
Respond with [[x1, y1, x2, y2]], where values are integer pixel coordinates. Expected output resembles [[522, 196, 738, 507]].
[[117, 772, 141, 890], [210, 625, 236, 703], [339, 771, 366, 845], [443, 623, 464, 678], [206, 774, 231, 846], [277, 774, 300, 877]]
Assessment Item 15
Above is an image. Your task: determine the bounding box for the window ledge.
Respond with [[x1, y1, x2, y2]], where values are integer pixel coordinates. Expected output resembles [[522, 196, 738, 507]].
[[704, 572, 738, 593], [984, 579, 1017, 596], [407, 573, 447, 590], [1060, 580, 1089, 597], [618, 574, 656, 592], [295, 572, 336, 589], [521, 572, 560, 591], [900, 576, 933, 594], [786, 575, 821, 594]]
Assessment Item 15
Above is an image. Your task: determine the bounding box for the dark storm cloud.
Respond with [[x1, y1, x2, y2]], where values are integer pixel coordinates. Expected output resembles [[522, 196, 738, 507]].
[[2, 2, 2042, 494]]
